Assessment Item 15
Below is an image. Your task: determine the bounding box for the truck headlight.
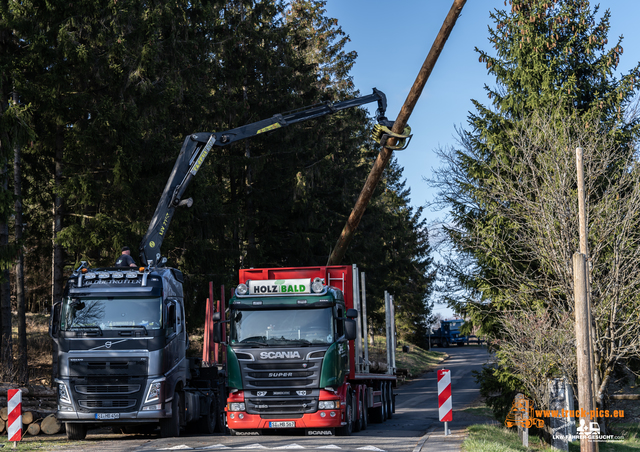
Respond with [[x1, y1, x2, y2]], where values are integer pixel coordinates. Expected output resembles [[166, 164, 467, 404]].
[[57, 381, 71, 404], [228, 402, 246, 411], [145, 379, 165, 403], [236, 284, 248, 295], [318, 400, 340, 409], [311, 277, 324, 293]]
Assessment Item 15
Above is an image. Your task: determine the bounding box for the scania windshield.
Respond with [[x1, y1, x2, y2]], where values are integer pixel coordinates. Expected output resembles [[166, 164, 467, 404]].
[[230, 307, 333, 345], [60, 297, 163, 331]]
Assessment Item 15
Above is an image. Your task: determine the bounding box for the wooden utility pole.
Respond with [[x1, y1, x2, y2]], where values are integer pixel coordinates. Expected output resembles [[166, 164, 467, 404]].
[[576, 147, 601, 437], [327, 0, 467, 265], [573, 252, 595, 452]]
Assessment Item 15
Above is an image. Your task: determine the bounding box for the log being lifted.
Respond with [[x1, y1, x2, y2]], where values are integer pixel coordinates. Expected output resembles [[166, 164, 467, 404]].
[[327, 0, 467, 265]]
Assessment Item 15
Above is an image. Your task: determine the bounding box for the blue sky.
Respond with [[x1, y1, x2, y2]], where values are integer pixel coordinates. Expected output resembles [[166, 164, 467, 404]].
[[323, 0, 640, 317]]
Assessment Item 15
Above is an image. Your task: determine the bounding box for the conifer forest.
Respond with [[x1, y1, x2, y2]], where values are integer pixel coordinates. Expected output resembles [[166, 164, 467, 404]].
[[0, 0, 435, 383]]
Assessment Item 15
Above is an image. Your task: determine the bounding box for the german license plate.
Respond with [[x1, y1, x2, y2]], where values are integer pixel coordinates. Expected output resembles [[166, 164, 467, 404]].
[[269, 421, 295, 428], [95, 413, 120, 420]]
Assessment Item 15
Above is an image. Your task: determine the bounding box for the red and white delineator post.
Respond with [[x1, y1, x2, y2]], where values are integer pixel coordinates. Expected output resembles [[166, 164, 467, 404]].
[[438, 369, 452, 436], [7, 388, 22, 443]]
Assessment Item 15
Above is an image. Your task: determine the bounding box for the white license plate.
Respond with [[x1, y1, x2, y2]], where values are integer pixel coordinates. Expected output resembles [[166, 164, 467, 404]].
[[269, 421, 295, 428], [96, 413, 120, 420]]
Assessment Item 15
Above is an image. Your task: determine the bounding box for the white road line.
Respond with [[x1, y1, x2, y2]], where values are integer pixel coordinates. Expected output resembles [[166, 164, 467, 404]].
[[200, 445, 232, 450], [356, 447, 387, 452], [159, 446, 193, 450], [273, 444, 305, 449]]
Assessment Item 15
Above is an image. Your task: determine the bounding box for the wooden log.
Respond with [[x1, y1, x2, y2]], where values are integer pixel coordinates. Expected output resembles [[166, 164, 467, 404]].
[[41, 414, 62, 435], [23, 411, 34, 425], [611, 394, 640, 400], [0, 407, 7, 421], [0, 419, 5, 433], [0, 386, 56, 398], [27, 421, 41, 436]]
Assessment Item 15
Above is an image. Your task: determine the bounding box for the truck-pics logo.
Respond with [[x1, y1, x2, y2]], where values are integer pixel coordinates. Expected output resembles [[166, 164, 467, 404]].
[[260, 351, 301, 359], [505, 395, 544, 429]]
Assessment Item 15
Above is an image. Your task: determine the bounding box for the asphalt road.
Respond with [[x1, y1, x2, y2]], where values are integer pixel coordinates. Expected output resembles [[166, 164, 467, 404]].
[[58, 345, 491, 452]]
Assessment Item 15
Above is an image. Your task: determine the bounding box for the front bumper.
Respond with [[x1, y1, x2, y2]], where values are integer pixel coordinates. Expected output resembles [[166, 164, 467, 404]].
[[56, 408, 168, 422], [227, 409, 343, 430]]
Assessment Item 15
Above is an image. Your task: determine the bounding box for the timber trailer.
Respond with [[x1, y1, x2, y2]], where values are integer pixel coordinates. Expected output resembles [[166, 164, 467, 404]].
[[213, 265, 397, 436], [50, 89, 402, 439]]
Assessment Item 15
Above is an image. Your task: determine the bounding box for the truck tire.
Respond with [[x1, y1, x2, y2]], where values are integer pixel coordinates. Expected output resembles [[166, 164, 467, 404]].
[[353, 393, 362, 433], [66, 423, 87, 440], [197, 398, 217, 434], [160, 392, 182, 438], [457, 342, 464, 347], [443, 341, 450, 348], [335, 394, 353, 436], [385, 382, 392, 420], [361, 397, 368, 430]]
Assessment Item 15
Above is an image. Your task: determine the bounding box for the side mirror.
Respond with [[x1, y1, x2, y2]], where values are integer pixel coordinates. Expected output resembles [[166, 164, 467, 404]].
[[212, 323, 224, 343], [346, 308, 358, 319], [212, 311, 221, 321], [49, 302, 61, 339], [345, 319, 357, 341]]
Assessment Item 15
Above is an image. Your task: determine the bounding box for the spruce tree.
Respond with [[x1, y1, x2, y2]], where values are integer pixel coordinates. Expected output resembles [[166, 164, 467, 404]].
[[434, 0, 640, 416]]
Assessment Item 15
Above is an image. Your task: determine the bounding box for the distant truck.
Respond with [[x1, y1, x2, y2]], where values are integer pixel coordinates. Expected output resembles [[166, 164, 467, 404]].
[[429, 319, 466, 348]]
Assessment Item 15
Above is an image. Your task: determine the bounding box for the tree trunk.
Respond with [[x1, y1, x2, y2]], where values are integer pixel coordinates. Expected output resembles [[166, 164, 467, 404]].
[[0, 156, 13, 382], [51, 125, 64, 385], [14, 92, 27, 384]]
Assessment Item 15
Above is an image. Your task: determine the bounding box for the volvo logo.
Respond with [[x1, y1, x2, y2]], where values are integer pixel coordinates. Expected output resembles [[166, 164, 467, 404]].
[[105, 341, 112, 348]]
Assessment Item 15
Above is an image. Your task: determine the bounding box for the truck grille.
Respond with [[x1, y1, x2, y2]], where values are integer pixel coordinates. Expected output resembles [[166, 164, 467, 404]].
[[78, 399, 137, 409], [237, 350, 323, 416], [70, 375, 145, 413], [75, 384, 141, 395]]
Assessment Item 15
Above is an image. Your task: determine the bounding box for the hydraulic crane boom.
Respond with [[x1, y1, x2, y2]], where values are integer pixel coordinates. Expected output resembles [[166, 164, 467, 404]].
[[140, 88, 390, 266]]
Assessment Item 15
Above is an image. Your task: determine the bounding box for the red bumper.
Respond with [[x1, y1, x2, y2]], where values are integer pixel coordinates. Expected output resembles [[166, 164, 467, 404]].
[[227, 410, 342, 430]]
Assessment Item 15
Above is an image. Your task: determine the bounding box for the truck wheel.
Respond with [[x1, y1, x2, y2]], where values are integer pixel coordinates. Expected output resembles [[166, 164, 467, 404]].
[[335, 394, 353, 436], [66, 423, 87, 440], [160, 392, 182, 438], [361, 397, 368, 430], [457, 342, 464, 347], [197, 399, 217, 434], [353, 394, 362, 433], [443, 341, 450, 348], [385, 383, 393, 420]]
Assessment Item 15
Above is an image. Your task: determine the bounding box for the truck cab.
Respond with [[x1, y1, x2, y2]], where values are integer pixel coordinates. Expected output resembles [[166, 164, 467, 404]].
[[50, 264, 223, 440], [225, 275, 357, 435]]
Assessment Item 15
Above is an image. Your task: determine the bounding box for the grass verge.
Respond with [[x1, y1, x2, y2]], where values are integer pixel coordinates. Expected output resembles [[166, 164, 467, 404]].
[[463, 422, 640, 452]]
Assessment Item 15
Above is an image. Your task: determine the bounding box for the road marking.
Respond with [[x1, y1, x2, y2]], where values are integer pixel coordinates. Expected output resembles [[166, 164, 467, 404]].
[[316, 446, 342, 449], [240, 445, 268, 449], [160, 446, 192, 450], [273, 444, 305, 449], [357, 447, 387, 452], [201, 445, 232, 450]]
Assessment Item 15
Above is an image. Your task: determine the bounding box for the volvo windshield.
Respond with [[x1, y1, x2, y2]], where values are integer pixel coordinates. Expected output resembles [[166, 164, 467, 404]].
[[230, 307, 334, 345], [60, 297, 163, 331]]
